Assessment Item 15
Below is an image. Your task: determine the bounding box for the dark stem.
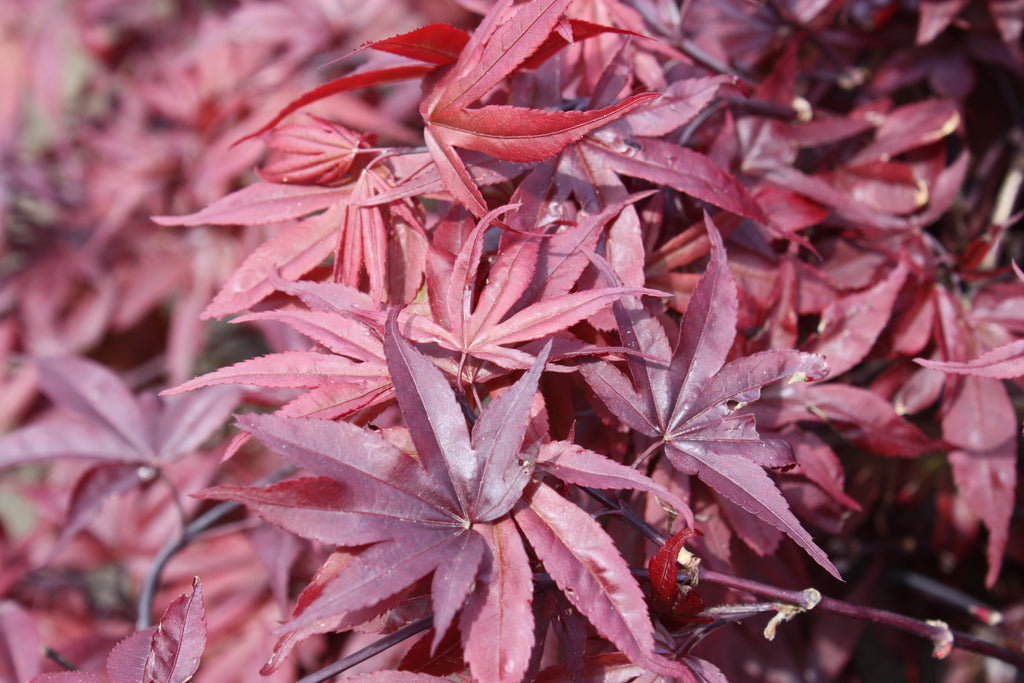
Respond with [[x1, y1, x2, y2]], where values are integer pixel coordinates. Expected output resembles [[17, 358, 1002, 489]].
[[581, 486, 1024, 670], [135, 464, 295, 629], [295, 615, 433, 683]]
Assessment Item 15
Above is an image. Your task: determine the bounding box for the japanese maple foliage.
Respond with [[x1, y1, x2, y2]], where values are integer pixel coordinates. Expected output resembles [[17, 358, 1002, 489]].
[[2, 0, 1024, 681]]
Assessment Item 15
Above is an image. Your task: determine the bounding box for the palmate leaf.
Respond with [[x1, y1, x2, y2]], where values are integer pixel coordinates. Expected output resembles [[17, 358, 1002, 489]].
[[582, 213, 841, 579], [401, 202, 662, 378], [200, 310, 550, 681], [201, 309, 696, 680], [0, 358, 238, 552]]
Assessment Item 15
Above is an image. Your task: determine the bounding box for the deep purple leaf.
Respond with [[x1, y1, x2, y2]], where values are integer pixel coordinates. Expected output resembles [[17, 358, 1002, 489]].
[[278, 528, 460, 636], [665, 442, 838, 578], [469, 342, 551, 521], [384, 307, 473, 513], [52, 462, 146, 556]]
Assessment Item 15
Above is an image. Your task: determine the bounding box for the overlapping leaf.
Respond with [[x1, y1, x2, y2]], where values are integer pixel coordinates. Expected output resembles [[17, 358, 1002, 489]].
[[401, 203, 663, 378], [582, 214, 840, 579], [201, 309, 697, 680], [0, 357, 238, 550]]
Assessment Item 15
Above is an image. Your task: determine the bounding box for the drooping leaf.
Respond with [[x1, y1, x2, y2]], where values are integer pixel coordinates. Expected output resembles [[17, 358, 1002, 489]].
[[236, 64, 434, 145], [915, 338, 1024, 379], [514, 482, 699, 681]]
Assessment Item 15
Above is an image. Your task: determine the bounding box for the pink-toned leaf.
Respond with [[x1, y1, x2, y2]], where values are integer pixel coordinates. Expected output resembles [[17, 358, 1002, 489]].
[[257, 116, 375, 186], [151, 181, 350, 227], [52, 462, 146, 555], [142, 577, 206, 683], [0, 601, 41, 682], [424, 125, 489, 217], [234, 310, 384, 362], [536, 440, 694, 524], [915, 338, 1024, 379], [106, 627, 158, 683], [916, 0, 970, 44], [0, 419, 142, 468], [343, 673, 453, 682], [202, 204, 348, 319], [155, 387, 239, 458], [479, 285, 661, 349], [619, 76, 733, 138], [36, 356, 152, 454], [515, 483, 697, 680], [28, 675, 103, 683], [461, 518, 534, 683], [429, 94, 659, 163], [164, 351, 384, 393]]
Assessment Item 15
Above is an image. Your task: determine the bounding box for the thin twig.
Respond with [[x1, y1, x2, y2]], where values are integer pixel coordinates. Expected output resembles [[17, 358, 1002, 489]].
[[296, 615, 433, 683], [135, 464, 295, 629], [581, 486, 1024, 670]]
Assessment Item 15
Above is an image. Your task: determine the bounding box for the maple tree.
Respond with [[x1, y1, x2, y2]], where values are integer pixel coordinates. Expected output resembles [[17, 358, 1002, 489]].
[[1, 0, 1023, 681]]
